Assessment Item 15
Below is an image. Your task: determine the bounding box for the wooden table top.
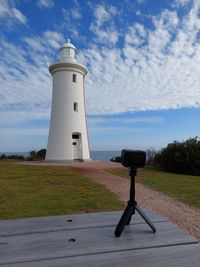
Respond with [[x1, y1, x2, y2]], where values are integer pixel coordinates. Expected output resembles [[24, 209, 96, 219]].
[[0, 209, 199, 266]]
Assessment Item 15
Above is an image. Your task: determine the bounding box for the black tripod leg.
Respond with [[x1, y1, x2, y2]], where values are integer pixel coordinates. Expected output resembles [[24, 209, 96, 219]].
[[126, 214, 132, 225], [114, 205, 134, 237], [135, 206, 156, 233]]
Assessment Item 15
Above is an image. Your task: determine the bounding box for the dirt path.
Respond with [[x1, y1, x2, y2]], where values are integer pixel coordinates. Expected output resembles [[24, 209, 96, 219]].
[[23, 161, 200, 241]]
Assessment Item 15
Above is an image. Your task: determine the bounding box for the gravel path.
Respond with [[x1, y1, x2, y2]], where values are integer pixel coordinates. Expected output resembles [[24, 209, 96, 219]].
[[23, 160, 200, 241]]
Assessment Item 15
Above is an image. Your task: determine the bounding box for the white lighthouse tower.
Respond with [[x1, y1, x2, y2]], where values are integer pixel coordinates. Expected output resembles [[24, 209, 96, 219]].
[[45, 39, 90, 162]]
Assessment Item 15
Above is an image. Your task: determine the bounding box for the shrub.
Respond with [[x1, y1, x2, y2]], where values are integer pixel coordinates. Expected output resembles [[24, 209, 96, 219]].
[[0, 149, 47, 161], [27, 151, 37, 161], [0, 154, 25, 160], [154, 137, 200, 175], [27, 149, 46, 161], [36, 149, 46, 159], [0, 154, 7, 160]]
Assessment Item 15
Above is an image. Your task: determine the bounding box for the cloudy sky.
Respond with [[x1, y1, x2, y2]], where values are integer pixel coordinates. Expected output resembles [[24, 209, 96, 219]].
[[0, 0, 200, 152]]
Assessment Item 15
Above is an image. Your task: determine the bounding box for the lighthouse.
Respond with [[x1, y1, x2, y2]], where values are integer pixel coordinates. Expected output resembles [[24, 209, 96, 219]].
[[45, 39, 90, 162]]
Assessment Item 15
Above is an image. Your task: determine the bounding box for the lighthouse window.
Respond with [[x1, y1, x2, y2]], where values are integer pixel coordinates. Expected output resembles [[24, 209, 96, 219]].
[[70, 49, 75, 58], [74, 102, 78, 112], [72, 134, 79, 139], [73, 74, 77, 83]]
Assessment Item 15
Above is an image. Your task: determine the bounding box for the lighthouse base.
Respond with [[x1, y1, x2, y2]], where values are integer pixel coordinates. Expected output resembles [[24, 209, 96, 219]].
[[44, 158, 91, 163]]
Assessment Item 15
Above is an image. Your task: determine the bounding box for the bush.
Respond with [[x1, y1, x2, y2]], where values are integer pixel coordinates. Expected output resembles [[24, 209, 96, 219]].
[[0, 154, 7, 160], [154, 137, 200, 175], [0, 154, 25, 160], [0, 149, 46, 161], [27, 149, 46, 161], [36, 149, 46, 160], [27, 151, 37, 161]]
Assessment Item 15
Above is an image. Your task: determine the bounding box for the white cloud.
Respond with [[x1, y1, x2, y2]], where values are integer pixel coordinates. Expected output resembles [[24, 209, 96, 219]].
[[24, 31, 64, 55], [71, 8, 82, 19], [90, 4, 119, 45], [0, 109, 50, 125], [44, 31, 64, 49], [80, 5, 200, 114], [0, 31, 65, 126], [0, 127, 48, 136], [62, 8, 83, 40], [174, 0, 191, 7], [1, 0, 200, 129], [37, 0, 54, 8], [135, 10, 141, 16], [136, 0, 146, 5], [125, 23, 148, 46], [87, 116, 164, 129], [90, 24, 119, 45], [0, 0, 27, 25], [0, 0, 9, 17], [11, 8, 27, 24], [24, 37, 45, 52], [94, 4, 116, 26]]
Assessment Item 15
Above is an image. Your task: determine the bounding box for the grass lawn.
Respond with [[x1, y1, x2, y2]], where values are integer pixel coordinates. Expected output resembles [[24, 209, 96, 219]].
[[0, 161, 124, 220], [105, 166, 200, 208]]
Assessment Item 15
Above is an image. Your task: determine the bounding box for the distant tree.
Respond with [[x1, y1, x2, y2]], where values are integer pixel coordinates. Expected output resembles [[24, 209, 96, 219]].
[[0, 154, 7, 160], [154, 137, 200, 175], [27, 150, 37, 161], [146, 147, 156, 166], [36, 149, 46, 160], [26, 149, 46, 161], [0, 154, 25, 160]]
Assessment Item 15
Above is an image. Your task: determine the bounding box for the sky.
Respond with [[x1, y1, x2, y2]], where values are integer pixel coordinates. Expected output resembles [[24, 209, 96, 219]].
[[0, 0, 200, 153]]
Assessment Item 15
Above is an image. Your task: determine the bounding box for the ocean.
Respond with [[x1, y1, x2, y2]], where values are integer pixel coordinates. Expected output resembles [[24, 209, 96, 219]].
[[0, 151, 121, 161], [90, 151, 120, 161]]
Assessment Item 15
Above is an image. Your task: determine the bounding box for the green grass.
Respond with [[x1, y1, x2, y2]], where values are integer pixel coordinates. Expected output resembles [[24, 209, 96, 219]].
[[105, 166, 200, 208], [0, 161, 124, 219]]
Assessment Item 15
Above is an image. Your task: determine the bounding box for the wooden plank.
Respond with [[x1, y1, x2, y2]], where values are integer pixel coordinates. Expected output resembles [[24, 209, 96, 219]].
[[3, 243, 200, 267], [0, 210, 165, 237], [0, 221, 198, 265]]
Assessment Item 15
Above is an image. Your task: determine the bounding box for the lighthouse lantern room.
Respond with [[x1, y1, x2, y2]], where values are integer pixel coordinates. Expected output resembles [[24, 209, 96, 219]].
[[60, 39, 77, 63], [45, 40, 90, 162]]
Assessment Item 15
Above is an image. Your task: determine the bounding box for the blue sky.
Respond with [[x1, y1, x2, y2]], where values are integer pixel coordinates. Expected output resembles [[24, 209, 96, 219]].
[[0, 0, 199, 152]]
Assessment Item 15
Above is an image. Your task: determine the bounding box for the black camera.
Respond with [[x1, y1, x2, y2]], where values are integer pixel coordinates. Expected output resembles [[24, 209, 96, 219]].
[[121, 149, 146, 168]]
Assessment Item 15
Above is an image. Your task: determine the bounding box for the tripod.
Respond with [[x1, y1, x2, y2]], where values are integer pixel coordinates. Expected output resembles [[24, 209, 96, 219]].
[[114, 167, 156, 237]]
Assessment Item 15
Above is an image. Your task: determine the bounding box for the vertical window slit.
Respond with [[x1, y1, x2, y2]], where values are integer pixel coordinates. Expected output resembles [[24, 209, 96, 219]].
[[73, 74, 77, 83]]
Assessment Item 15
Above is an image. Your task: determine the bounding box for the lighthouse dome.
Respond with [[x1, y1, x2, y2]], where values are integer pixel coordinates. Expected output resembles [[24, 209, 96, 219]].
[[59, 39, 77, 63]]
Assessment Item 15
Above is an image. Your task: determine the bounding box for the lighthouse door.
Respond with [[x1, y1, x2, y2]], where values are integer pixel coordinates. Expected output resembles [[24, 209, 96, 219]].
[[72, 133, 82, 160]]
